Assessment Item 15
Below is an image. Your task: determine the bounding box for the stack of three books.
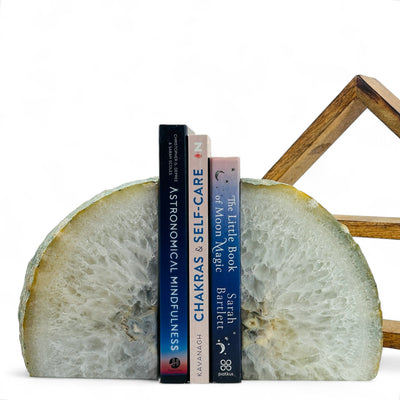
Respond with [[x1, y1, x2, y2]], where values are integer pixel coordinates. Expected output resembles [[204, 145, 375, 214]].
[[158, 125, 241, 384]]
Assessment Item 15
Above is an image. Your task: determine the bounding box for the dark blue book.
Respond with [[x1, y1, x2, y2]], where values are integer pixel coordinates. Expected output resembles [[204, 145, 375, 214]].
[[158, 125, 192, 383], [209, 157, 241, 383]]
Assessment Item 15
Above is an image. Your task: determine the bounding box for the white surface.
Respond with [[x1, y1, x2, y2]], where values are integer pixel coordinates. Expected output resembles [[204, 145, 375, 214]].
[[1, 0, 400, 398]]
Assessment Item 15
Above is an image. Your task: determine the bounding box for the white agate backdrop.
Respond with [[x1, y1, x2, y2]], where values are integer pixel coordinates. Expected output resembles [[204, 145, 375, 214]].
[[1, 0, 400, 398]]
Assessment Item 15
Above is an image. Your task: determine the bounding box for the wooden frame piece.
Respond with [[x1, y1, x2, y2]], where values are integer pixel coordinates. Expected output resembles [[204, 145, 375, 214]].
[[263, 75, 400, 349]]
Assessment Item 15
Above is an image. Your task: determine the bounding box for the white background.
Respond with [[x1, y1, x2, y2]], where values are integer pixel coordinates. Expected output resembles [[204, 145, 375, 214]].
[[1, 0, 400, 399]]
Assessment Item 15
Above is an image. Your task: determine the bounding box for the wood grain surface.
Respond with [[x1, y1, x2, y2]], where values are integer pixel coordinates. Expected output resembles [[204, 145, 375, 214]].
[[335, 215, 400, 240], [263, 75, 400, 349]]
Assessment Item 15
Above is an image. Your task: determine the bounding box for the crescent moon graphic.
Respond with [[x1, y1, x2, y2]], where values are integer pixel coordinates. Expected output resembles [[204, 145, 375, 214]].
[[216, 342, 226, 354], [215, 170, 224, 181]]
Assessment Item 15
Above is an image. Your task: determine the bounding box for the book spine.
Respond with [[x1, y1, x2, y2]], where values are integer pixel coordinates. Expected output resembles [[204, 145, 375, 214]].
[[209, 157, 241, 383], [158, 125, 190, 383], [188, 135, 211, 383]]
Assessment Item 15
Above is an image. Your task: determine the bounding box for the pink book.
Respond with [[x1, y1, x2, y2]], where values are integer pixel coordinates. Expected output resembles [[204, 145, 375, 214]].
[[188, 135, 211, 383]]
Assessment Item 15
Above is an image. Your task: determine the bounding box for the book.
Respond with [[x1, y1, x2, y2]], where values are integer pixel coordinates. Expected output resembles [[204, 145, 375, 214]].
[[209, 157, 242, 383], [158, 125, 192, 383], [188, 135, 211, 383]]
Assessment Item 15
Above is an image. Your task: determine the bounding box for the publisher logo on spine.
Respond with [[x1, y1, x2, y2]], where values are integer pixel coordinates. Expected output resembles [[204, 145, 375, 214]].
[[169, 357, 181, 369]]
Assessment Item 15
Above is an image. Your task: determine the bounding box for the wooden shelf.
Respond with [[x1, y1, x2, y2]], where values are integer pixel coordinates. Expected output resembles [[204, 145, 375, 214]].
[[264, 75, 400, 349], [335, 215, 400, 240]]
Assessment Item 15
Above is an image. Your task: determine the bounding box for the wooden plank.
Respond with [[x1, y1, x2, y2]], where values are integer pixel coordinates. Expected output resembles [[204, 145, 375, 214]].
[[357, 75, 400, 138], [335, 215, 400, 240], [383, 319, 400, 349], [264, 77, 366, 185]]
